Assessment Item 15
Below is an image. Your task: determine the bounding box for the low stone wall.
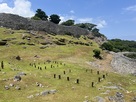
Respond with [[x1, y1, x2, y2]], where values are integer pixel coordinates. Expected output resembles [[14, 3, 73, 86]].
[[111, 52, 136, 75]]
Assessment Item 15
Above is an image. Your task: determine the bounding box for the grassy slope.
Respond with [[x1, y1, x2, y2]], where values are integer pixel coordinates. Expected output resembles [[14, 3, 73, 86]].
[[0, 27, 135, 102]]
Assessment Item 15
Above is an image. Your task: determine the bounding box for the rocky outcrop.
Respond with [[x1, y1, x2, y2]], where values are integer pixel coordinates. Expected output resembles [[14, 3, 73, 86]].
[[87, 32, 107, 44], [111, 52, 136, 75]]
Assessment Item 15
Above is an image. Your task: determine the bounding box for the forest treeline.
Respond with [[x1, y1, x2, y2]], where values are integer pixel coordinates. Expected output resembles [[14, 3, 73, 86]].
[[101, 39, 136, 52]]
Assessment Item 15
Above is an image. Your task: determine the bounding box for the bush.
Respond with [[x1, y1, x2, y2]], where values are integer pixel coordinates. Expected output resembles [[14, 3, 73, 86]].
[[61, 20, 75, 26], [49, 14, 61, 24], [31, 16, 41, 20], [93, 49, 101, 58]]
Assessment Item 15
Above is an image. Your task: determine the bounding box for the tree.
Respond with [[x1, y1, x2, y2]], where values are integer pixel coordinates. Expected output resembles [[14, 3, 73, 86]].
[[91, 28, 105, 37], [92, 28, 99, 33], [101, 42, 113, 51], [75, 23, 96, 31], [32, 9, 48, 20], [61, 20, 75, 26], [49, 14, 61, 24]]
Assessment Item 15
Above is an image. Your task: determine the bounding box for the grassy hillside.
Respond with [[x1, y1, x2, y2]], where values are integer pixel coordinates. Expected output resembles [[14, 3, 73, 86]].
[[0, 27, 135, 102]]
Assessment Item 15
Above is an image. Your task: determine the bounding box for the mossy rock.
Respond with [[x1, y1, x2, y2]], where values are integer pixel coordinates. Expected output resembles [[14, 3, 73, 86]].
[[27, 43, 35, 46], [18, 42, 26, 45], [40, 42, 52, 45], [53, 41, 66, 45]]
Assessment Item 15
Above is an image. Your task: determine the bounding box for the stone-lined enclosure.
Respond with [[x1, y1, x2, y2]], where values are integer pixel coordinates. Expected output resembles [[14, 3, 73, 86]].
[[0, 60, 108, 91], [29, 60, 108, 87]]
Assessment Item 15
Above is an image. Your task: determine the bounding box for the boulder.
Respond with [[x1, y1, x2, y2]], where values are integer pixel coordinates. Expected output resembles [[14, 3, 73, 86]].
[[40, 41, 52, 45], [95, 96, 105, 102], [132, 97, 136, 101], [16, 56, 21, 60], [0, 41, 7, 45], [108, 92, 125, 102], [40, 46, 48, 49], [49, 89, 57, 94], [27, 95, 34, 99], [53, 41, 66, 45], [4, 85, 10, 90], [116, 92, 124, 98], [18, 42, 25, 45], [14, 75, 21, 81], [34, 55, 40, 58], [15, 86, 21, 90], [27, 43, 35, 46], [18, 72, 26, 76], [40, 90, 50, 96], [40, 89, 57, 96], [9, 83, 14, 87]]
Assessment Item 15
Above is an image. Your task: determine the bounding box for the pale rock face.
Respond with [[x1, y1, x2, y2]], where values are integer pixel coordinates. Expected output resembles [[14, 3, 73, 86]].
[[111, 52, 136, 74]]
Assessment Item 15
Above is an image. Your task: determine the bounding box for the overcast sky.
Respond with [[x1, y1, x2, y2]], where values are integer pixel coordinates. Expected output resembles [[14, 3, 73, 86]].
[[0, 0, 136, 41]]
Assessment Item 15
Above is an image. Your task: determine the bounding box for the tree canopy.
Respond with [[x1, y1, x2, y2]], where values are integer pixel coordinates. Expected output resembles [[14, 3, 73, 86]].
[[61, 20, 75, 26], [75, 23, 96, 31], [101, 42, 113, 51], [49, 14, 61, 24], [32, 9, 48, 21]]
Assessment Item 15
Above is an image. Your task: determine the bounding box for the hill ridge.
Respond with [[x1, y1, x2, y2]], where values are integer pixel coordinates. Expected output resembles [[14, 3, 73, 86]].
[[0, 13, 107, 44]]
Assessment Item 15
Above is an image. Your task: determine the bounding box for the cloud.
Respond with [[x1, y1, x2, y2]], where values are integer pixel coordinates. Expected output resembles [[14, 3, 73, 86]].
[[0, 0, 34, 17], [124, 5, 136, 11], [60, 15, 107, 28], [96, 20, 107, 29], [77, 18, 93, 23], [59, 14, 75, 23], [77, 17, 107, 28], [70, 10, 75, 14], [59, 10, 76, 23]]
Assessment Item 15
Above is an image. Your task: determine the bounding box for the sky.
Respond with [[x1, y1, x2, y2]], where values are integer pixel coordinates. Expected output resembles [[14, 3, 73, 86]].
[[0, 0, 136, 41]]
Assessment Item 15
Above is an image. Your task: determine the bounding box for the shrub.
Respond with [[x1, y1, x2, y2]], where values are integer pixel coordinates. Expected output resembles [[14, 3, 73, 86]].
[[31, 16, 41, 20], [93, 49, 101, 58]]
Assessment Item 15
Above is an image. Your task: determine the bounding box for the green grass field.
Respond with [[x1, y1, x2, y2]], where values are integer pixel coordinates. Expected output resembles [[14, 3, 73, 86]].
[[0, 27, 135, 102]]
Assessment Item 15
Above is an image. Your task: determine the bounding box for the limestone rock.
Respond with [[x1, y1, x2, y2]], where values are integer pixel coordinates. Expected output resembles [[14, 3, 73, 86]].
[[4, 85, 10, 90]]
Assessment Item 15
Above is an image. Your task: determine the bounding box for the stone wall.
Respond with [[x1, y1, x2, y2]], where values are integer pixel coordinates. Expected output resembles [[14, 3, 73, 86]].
[[0, 13, 88, 37]]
